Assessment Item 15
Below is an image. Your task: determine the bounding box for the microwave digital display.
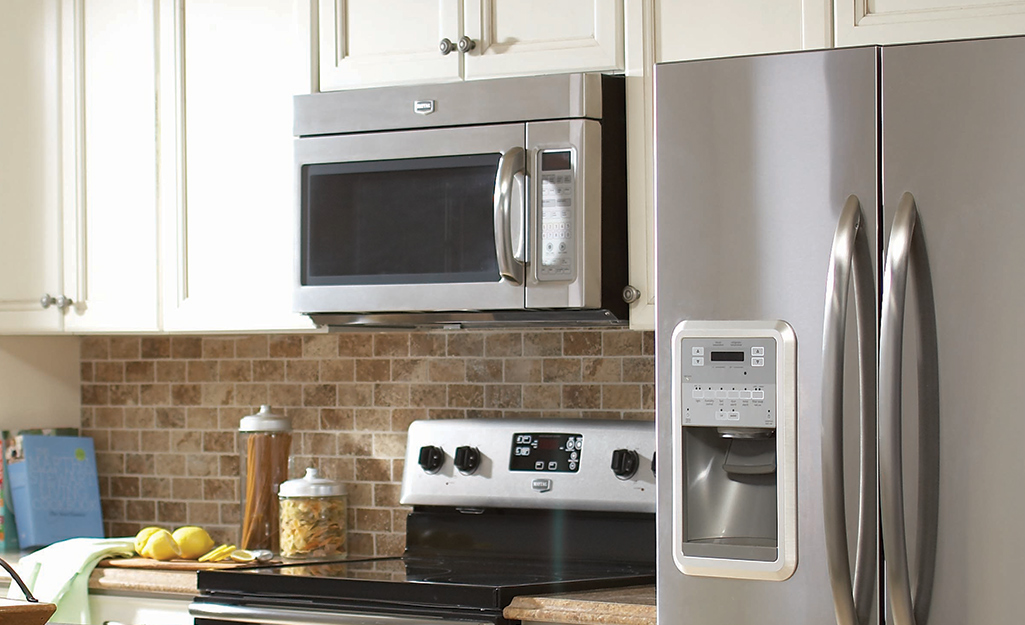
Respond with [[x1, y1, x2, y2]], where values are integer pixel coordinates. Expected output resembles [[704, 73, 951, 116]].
[[541, 150, 572, 171]]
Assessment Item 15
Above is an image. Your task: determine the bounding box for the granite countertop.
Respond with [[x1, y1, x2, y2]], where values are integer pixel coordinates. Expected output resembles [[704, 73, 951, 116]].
[[87, 567, 196, 596], [503, 585, 656, 625]]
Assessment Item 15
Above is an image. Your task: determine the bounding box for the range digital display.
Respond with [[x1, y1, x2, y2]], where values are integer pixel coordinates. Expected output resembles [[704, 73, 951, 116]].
[[510, 433, 582, 473], [710, 351, 745, 363]]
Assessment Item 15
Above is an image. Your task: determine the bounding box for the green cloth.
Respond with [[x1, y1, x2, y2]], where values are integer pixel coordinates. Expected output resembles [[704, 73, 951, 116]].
[[6, 537, 134, 624]]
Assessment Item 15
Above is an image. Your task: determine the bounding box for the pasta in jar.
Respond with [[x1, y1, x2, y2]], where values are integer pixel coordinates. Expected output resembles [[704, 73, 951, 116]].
[[278, 468, 347, 559]]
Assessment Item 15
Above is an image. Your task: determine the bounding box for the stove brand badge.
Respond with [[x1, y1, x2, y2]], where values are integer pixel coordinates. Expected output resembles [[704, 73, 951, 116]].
[[531, 478, 552, 493], [414, 99, 435, 115]]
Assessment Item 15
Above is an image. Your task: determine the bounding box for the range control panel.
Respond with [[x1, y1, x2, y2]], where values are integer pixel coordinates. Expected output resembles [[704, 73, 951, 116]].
[[537, 149, 576, 282], [399, 418, 654, 513], [679, 337, 777, 429]]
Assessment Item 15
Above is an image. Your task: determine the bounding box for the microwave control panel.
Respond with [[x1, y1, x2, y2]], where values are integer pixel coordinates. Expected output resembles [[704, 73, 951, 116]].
[[538, 149, 576, 281]]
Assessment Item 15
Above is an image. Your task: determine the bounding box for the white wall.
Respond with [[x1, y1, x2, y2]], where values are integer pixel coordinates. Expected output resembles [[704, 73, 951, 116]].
[[0, 336, 80, 431]]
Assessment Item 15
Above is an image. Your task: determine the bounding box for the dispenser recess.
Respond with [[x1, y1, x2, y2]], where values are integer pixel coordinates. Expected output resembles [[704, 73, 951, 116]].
[[670, 320, 797, 581]]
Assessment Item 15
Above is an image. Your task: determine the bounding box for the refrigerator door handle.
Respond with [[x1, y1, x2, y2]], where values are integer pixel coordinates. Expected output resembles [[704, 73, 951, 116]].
[[880, 192, 941, 625], [822, 195, 878, 625]]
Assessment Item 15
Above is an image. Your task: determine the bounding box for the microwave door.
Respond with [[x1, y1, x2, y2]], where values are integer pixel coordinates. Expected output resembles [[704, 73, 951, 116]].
[[294, 124, 527, 314]]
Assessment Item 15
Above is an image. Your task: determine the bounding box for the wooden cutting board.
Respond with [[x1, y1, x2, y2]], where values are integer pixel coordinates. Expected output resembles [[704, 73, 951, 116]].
[[0, 598, 57, 625], [97, 557, 271, 570]]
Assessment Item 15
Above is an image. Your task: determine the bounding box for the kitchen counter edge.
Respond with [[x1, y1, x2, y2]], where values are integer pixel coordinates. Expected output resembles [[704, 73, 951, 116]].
[[503, 585, 655, 625]]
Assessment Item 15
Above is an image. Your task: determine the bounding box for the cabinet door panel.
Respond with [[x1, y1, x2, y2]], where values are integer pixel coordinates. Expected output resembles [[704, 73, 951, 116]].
[[0, 0, 63, 332], [836, 0, 1025, 46], [655, 0, 830, 62], [64, 0, 160, 333], [320, 0, 461, 90], [464, 0, 623, 80], [160, 0, 314, 332]]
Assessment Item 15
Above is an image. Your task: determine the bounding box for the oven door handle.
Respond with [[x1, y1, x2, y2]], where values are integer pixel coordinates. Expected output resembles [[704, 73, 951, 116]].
[[190, 601, 493, 625], [493, 146, 525, 285]]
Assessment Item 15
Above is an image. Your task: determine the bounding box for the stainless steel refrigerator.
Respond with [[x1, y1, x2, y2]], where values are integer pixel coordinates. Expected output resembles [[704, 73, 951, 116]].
[[655, 36, 1025, 625]]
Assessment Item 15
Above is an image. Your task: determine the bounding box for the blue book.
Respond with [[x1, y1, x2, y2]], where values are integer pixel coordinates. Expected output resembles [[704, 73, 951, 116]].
[[7, 435, 104, 549]]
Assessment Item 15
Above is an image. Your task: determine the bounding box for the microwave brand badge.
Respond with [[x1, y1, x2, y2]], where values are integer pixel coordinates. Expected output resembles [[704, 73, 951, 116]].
[[414, 100, 436, 115]]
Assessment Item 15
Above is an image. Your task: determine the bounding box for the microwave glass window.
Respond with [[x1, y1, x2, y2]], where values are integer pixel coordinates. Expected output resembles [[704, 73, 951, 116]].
[[302, 154, 503, 285]]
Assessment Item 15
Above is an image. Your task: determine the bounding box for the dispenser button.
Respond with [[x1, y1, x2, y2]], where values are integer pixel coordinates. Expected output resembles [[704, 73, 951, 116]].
[[692, 357, 704, 366], [692, 346, 705, 356], [716, 389, 728, 399], [692, 388, 704, 399], [741, 391, 752, 399], [727, 411, 741, 421], [752, 346, 765, 356], [728, 390, 739, 399], [751, 357, 765, 367], [715, 410, 727, 421], [752, 390, 765, 400]]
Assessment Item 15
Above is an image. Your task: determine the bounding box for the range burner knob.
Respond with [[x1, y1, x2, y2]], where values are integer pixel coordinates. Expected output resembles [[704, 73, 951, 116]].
[[453, 445, 481, 474], [610, 449, 639, 479], [418, 445, 444, 473]]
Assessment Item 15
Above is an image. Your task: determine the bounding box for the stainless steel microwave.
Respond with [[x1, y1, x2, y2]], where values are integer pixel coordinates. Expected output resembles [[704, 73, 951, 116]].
[[292, 73, 628, 328]]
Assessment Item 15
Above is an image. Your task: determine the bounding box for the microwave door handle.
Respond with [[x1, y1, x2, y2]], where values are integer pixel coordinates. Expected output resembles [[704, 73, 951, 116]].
[[494, 147, 526, 285]]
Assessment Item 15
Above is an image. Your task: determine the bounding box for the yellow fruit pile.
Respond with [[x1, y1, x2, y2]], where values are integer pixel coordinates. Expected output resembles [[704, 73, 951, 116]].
[[134, 526, 246, 562]]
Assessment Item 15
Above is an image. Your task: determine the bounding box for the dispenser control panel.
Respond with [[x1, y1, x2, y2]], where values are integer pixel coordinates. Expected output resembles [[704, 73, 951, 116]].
[[537, 149, 576, 281], [679, 337, 777, 429]]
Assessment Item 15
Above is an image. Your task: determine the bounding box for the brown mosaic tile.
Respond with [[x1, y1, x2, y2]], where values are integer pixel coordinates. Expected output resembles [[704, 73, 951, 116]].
[[523, 385, 561, 410], [356, 359, 390, 382], [303, 384, 337, 407], [125, 453, 155, 474], [140, 430, 170, 452], [202, 338, 234, 359], [201, 383, 234, 406], [141, 337, 171, 359], [110, 337, 141, 360], [602, 385, 642, 410], [484, 332, 521, 357], [171, 384, 201, 405], [563, 384, 602, 410], [187, 360, 218, 382], [303, 335, 337, 358], [466, 359, 503, 383], [374, 333, 410, 357], [622, 357, 654, 383], [523, 332, 562, 357], [236, 384, 270, 406], [253, 359, 286, 382], [372, 433, 406, 459], [543, 359, 581, 383], [642, 331, 655, 355], [140, 384, 170, 406], [125, 361, 155, 382], [356, 508, 391, 532], [447, 334, 483, 357], [321, 359, 355, 382], [337, 383, 373, 407], [171, 337, 203, 359], [356, 458, 391, 482], [582, 357, 621, 382], [203, 431, 234, 453], [156, 407, 186, 428], [391, 408, 427, 431], [485, 385, 522, 409], [82, 385, 109, 405], [220, 360, 253, 382], [354, 408, 390, 432], [126, 500, 155, 522], [94, 362, 124, 383], [337, 334, 374, 357], [235, 335, 269, 358], [125, 408, 155, 429], [603, 330, 642, 356], [81, 362, 94, 383], [409, 333, 445, 357], [270, 335, 303, 358], [428, 359, 464, 382], [504, 359, 542, 383], [141, 477, 171, 499], [157, 360, 187, 382], [158, 501, 188, 523], [268, 383, 302, 406], [95, 407, 124, 429], [81, 337, 110, 360], [563, 331, 602, 356], [391, 359, 428, 382], [448, 384, 484, 408], [409, 384, 446, 407]]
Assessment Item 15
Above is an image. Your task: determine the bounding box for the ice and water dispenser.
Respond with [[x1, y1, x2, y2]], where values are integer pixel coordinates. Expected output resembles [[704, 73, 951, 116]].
[[670, 320, 797, 581]]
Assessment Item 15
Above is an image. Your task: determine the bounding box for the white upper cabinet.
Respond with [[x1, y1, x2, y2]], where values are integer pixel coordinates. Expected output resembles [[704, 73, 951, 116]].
[[0, 0, 65, 333], [64, 0, 160, 333], [156, 0, 315, 332], [654, 0, 832, 63], [319, 0, 624, 90], [835, 0, 1025, 46]]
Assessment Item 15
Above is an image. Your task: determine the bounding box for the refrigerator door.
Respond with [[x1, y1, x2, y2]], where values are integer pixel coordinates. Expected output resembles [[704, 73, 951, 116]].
[[881, 36, 1025, 625], [655, 48, 879, 624]]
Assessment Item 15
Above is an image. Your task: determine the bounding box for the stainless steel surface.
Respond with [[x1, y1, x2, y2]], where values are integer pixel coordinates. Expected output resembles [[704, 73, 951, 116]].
[[190, 602, 490, 625], [294, 73, 606, 137], [655, 46, 878, 624], [457, 36, 475, 53], [439, 37, 455, 55], [821, 196, 877, 625], [308, 309, 627, 329], [882, 36, 1025, 625], [493, 147, 525, 285], [879, 193, 939, 625], [399, 419, 655, 513], [293, 123, 525, 315], [622, 285, 641, 304]]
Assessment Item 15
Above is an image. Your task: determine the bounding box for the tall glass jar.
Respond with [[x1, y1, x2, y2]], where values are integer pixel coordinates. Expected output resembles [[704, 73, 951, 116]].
[[238, 405, 292, 552]]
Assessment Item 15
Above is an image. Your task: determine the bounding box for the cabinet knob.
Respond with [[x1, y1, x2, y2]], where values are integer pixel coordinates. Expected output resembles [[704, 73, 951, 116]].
[[457, 36, 476, 53], [622, 285, 642, 304], [439, 38, 456, 55], [40, 294, 73, 311]]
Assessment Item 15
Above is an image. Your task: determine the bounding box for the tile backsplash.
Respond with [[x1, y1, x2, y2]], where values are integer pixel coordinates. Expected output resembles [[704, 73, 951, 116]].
[[80, 329, 654, 557]]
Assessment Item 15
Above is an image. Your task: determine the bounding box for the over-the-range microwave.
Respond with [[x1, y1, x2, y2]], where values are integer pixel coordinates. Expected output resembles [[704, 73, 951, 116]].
[[292, 73, 629, 329]]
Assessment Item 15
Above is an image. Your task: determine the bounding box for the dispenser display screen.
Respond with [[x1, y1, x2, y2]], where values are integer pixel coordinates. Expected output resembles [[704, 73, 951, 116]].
[[509, 433, 582, 473], [711, 351, 745, 362]]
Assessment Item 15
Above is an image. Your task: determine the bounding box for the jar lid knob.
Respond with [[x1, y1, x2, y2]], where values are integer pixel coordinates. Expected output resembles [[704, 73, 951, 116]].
[[239, 405, 291, 432]]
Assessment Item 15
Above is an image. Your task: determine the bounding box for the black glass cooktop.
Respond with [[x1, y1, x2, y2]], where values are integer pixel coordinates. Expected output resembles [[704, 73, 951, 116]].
[[198, 554, 655, 611]]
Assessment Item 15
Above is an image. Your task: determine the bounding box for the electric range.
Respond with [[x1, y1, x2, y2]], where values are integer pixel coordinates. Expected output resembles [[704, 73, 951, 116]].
[[191, 418, 655, 625]]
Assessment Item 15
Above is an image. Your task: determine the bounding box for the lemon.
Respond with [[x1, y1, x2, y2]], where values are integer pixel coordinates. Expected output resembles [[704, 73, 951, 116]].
[[199, 543, 237, 562], [139, 528, 182, 561], [172, 526, 215, 560], [229, 549, 256, 563], [134, 526, 165, 556]]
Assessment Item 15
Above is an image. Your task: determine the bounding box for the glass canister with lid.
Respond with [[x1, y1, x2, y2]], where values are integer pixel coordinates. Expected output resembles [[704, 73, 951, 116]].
[[278, 467, 347, 559], [238, 405, 292, 552]]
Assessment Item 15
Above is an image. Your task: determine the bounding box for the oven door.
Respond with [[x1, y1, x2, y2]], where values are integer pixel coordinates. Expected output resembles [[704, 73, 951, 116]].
[[191, 601, 499, 625], [294, 124, 527, 314]]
